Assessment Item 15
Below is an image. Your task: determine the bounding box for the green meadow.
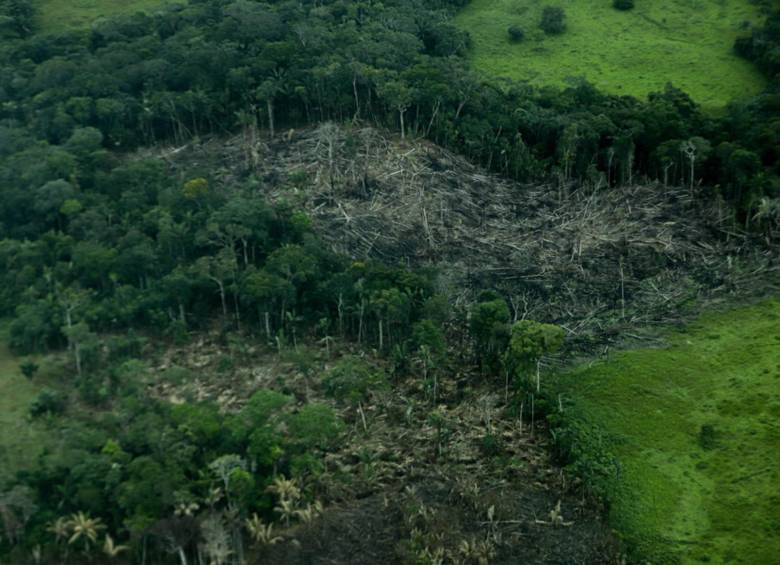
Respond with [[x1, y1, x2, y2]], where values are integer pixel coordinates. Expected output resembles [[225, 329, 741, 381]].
[[0, 331, 49, 485], [34, 0, 184, 32], [555, 297, 780, 563], [455, 0, 768, 108]]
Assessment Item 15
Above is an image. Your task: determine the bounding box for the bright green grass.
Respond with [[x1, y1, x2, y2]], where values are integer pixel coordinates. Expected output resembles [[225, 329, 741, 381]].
[[455, 0, 769, 109], [555, 298, 780, 563], [34, 0, 184, 33], [0, 331, 48, 485]]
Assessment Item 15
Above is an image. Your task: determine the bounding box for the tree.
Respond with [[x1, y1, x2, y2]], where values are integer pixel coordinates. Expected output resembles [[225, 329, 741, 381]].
[[378, 77, 414, 139], [65, 512, 106, 553], [504, 320, 565, 393], [539, 6, 566, 35], [323, 357, 387, 407], [411, 320, 446, 404], [469, 292, 511, 373], [194, 250, 238, 322], [613, 0, 634, 10], [61, 321, 97, 377]]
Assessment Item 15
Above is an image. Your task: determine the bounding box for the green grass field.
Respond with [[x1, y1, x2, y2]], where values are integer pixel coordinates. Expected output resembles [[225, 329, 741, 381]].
[[34, 0, 184, 32], [555, 297, 780, 563], [0, 331, 49, 485], [455, 0, 769, 108]]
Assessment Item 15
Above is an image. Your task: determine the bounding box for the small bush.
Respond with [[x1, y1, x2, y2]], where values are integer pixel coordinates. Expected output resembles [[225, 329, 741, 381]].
[[507, 25, 525, 42], [698, 424, 718, 450], [613, 0, 634, 10], [107, 331, 147, 361], [19, 360, 39, 380], [323, 357, 387, 405], [77, 375, 108, 405], [216, 354, 235, 374], [479, 433, 503, 457], [287, 404, 344, 449], [30, 389, 66, 417], [540, 6, 566, 35], [160, 365, 191, 386]]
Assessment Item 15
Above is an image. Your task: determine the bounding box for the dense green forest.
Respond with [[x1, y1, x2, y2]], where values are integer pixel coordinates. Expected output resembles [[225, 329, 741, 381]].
[[0, 0, 778, 563]]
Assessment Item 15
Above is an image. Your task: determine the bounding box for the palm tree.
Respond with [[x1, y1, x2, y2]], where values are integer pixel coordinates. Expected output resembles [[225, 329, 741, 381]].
[[245, 514, 282, 545], [293, 501, 323, 524], [46, 517, 69, 544], [102, 535, 129, 559], [266, 476, 300, 502], [65, 512, 106, 552], [273, 498, 296, 528]]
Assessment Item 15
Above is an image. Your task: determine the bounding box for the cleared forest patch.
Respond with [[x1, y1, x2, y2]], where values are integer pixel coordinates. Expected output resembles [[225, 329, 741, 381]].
[[159, 124, 778, 354]]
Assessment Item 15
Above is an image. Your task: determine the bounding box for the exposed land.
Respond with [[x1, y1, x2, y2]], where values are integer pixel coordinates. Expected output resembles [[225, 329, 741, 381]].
[[455, 0, 768, 108], [554, 297, 780, 563]]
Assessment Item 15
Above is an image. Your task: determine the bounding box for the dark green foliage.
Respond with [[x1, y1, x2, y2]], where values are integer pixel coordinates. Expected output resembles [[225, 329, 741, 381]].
[[504, 320, 565, 391], [0, 0, 34, 38], [479, 433, 503, 457], [547, 409, 620, 500], [613, 0, 635, 11], [287, 404, 344, 450], [698, 424, 719, 450], [19, 360, 38, 379], [323, 357, 388, 406], [540, 6, 567, 35], [411, 320, 446, 358], [29, 389, 65, 417], [469, 293, 511, 372], [734, 11, 780, 76], [507, 25, 525, 42]]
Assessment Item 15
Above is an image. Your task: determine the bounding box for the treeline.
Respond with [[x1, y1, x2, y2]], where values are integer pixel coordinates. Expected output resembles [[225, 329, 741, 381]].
[[0, 0, 778, 230], [0, 128, 443, 358]]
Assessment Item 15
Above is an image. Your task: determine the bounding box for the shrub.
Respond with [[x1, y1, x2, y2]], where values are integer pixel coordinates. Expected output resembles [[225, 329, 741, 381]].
[[540, 6, 566, 35], [30, 389, 66, 417], [479, 433, 503, 457], [613, 0, 634, 10], [19, 360, 39, 380], [507, 25, 525, 42], [698, 424, 718, 450], [216, 354, 235, 374], [323, 357, 387, 405], [287, 404, 344, 450]]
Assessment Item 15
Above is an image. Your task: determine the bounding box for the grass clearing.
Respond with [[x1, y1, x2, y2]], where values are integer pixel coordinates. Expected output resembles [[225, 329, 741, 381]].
[[554, 297, 780, 563], [0, 328, 51, 485], [34, 0, 184, 33], [455, 0, 768, 109]]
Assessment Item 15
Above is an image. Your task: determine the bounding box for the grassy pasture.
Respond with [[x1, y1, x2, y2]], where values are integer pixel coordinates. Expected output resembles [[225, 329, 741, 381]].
[[455, 0, 769, 109], [555, 297, 780, 563], [34, 0, 184, 33], [0, 332, 49, 485]]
